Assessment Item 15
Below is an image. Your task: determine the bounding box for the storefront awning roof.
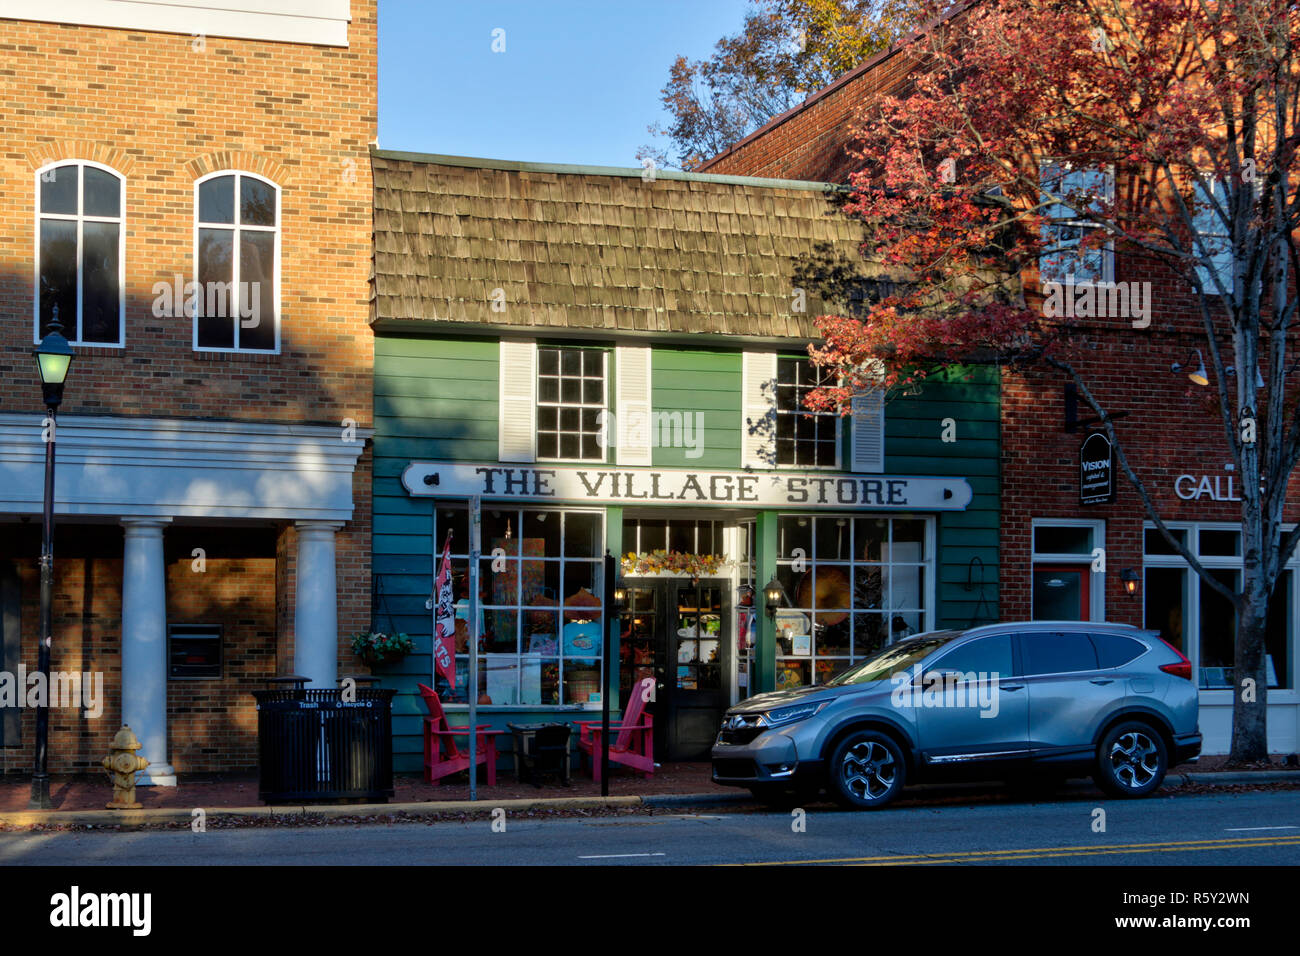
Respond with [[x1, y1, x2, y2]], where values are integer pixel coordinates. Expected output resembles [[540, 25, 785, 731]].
[[371, 149, 878, 340]]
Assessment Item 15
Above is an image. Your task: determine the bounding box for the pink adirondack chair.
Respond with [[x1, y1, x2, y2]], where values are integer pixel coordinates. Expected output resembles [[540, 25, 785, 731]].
[[417, 683, 502, 785], [576, 676, 655, 784]]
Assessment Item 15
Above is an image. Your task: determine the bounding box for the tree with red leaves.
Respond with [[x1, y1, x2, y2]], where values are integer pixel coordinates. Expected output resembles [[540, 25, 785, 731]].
[[807, 0, 1300, 763]]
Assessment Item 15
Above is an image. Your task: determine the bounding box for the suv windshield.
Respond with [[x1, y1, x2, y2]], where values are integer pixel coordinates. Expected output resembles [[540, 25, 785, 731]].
[[825, 631, 964, 686]]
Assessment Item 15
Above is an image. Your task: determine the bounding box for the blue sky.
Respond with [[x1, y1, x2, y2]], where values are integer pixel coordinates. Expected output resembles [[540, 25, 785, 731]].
[[378, 0, 752, 167]]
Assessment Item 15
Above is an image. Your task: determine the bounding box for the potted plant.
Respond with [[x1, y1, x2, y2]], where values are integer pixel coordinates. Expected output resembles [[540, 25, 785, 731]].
[[351, 630, 413, 665]]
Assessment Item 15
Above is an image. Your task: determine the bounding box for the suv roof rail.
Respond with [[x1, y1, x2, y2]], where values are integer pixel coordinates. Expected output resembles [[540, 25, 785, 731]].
[[959, 620, 1141, 636]]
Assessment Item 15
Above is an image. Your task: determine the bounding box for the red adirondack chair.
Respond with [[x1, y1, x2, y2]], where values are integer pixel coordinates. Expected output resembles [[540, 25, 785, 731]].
[[576, 676, 655, 784], [417, 683, 502, 785]]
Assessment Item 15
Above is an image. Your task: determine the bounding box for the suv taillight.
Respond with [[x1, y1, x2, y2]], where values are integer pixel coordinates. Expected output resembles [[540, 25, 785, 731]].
[[1156, 636, 1193, 680]]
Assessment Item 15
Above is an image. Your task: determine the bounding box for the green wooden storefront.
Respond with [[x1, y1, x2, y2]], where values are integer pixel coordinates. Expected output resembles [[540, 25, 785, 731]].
[[370, 333, 999, 773], [367, 149, 1000, 775]]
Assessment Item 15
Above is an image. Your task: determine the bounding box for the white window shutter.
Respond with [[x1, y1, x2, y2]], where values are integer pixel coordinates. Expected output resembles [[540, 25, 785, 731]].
[[615, 345, 652, 466], [850, 389, 885, 472], [741, 351, 776, 468], [498, 339, 537, 463]]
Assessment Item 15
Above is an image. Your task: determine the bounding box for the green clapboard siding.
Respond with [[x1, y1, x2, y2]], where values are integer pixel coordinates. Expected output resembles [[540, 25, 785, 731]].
[[651, 348, 742, 468], [373, 335, 502, 772], [867, 364, 1002, 630]]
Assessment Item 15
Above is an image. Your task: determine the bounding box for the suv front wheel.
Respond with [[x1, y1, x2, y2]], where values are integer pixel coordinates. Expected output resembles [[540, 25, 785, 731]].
[[1094, 721, 1168, 798], [827, 730, 906, 810]]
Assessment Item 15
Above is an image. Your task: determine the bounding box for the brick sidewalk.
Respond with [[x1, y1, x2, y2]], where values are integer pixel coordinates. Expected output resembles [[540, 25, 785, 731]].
[[2, 755, 1294, 813], [0, 762, 716, 812]]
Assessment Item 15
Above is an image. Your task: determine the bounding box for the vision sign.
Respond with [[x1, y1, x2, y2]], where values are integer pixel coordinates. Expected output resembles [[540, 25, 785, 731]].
[[402, 462, 973, 511], [1080, 432, 1115, 505]]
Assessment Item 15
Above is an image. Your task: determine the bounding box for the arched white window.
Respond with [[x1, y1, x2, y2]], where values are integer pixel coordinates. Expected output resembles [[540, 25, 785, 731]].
[[193, 171, 280, 352], [34, 161, 125, 346]]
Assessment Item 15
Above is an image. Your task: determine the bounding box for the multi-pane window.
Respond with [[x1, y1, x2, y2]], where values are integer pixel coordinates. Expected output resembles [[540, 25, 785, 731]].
[[431, 506, 605, 706], [775, 357, 839, 467], [35, 162, 124, 345], [1191, 177, 1233, 293], [536, 347, 606, 460], [1143, 523, 1293, 690], [1039, 163, 1114, 285], [622, 518, 724, 556], [194, 172, 279, 352], [773, 514, 932, 687]]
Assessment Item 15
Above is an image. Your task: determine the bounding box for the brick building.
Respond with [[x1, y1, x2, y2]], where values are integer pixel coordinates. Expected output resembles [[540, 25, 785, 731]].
[[0, 1, 376, 778], [701, 9, 1300, 754]]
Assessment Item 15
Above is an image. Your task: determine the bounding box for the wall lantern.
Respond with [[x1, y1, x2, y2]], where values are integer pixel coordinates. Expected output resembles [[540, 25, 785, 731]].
[[763, 575, 785, 619], [1121, 568, 1140, 596], [1171, 349, 1209, 386], [612, 578, 628, 610]]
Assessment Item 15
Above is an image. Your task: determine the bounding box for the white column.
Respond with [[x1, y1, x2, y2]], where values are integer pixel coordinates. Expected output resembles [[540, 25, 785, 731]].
[[294, 521, 344, 687], [120, 517, 176, 786]]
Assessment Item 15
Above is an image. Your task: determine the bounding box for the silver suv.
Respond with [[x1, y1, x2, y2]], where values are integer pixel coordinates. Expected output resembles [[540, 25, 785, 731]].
[[712, 621, 1201, 809]]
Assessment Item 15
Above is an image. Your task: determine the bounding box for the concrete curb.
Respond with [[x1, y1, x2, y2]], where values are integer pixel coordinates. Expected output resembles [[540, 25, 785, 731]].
[[1177, 770, 1300, 786], [2, 772, 1296, 828], [0, 794, 645, 828], [640, 792, 752, 807]]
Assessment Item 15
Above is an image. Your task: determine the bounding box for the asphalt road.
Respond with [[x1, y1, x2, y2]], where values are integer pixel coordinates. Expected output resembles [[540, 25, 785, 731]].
[[1, 789, 1298, 865]]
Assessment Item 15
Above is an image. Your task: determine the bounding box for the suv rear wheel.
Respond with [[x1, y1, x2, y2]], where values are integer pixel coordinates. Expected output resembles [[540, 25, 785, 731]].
[[827, 730, 906, 810], [1094, 721, 1168, 798]]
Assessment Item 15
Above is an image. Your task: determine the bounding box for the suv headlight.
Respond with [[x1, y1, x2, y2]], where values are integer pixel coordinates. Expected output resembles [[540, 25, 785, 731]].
[[763, 699, 829, 727]]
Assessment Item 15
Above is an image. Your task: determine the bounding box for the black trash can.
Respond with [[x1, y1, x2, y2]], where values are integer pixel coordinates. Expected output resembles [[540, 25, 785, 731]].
[[253, 676, 396, 804]]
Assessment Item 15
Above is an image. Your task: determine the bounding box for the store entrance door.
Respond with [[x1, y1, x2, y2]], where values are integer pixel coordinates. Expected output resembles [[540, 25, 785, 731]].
[[619, 579, 731, 761]]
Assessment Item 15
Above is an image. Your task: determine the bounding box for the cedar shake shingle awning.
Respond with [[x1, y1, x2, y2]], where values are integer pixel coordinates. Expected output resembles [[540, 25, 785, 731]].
[[370, 149, 873, 341]]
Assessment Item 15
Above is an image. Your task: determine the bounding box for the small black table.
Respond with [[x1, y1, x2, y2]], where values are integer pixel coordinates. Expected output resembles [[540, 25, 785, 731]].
[[506, 722, 572, 787]]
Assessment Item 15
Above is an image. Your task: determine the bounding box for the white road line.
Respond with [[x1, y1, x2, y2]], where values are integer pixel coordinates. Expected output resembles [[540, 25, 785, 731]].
[[1224, 825, 1298, 832], [578, 852, 667, 859]]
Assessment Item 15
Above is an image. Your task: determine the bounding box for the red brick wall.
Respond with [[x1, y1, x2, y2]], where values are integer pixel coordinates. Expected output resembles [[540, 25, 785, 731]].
[[1, 527, 282, 774], [0, 552, 123, 774], [0, 5, 376, 425], [701, 33, 932, 182]]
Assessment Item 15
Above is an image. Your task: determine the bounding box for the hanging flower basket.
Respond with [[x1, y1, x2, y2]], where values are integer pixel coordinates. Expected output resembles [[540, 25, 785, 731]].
[[351, 631, 413, 665], [621, 550, 732, 581]]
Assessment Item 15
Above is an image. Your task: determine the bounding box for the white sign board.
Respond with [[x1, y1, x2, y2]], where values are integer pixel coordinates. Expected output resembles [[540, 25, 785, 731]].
[[402, 461, 972, 511]]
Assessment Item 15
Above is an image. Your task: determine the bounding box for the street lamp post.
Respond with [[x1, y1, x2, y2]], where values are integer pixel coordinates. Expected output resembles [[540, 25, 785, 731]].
[[30, 306, 73, 810]]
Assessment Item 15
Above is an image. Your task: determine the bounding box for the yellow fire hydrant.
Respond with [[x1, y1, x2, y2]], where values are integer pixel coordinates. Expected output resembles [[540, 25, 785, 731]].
[[102, 725, 150, 810]]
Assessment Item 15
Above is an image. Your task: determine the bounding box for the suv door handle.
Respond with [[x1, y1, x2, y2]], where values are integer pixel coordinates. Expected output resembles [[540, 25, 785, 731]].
[[1090, 678, 1114, 685], [999, 683, 1024, 691]]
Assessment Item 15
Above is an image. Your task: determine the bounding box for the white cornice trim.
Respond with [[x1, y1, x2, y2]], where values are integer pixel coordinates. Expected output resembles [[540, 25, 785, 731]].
[[0, 414, 371, 521], [3, 0, 351, 47]]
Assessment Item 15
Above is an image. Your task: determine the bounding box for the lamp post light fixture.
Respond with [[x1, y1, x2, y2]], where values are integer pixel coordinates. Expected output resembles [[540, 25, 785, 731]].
[[1121, 568, 1140, 597], [30, 306, 73, 810]]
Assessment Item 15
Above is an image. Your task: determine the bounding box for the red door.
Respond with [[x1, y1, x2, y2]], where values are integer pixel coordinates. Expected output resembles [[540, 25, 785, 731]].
[[1031, 565, 1091, 621]]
